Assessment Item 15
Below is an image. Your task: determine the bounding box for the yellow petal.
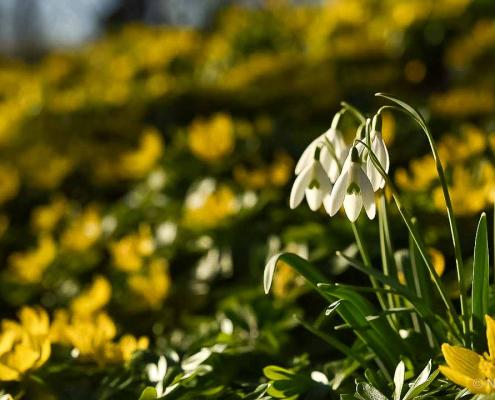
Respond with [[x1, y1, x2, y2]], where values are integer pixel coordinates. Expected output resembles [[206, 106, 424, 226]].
[[0, 362, 20, 381], [486, 315, 495, 359], [441, 343, 484, 379], [439, 366, 493, 394]]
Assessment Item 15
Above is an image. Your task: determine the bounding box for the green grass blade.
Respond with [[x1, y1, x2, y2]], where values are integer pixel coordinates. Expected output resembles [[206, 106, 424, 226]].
[[472, 212, 489, 351]]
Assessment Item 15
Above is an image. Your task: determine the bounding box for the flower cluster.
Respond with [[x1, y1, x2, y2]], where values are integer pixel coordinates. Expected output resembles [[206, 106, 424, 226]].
[[290, 113, 389, 222]]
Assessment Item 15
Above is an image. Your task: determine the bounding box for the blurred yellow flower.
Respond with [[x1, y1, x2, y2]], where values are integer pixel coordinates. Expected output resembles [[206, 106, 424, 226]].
[[71, 276, 112, 317], [433, 166, 490, 216], [234, 151, 293, 189], [19, 145, 73, 190], [61, 206, 102, 252], [188, 113, 235, 162], [0, 307, 51, 381], [9, 235, 56, 284], [395, 155, 437, 191], [110, 224, 155, 273], [128, 258, 171, 309], [440, 315, 495, 394], [51, 311, 147, 366], [430, 88, 495, 117], [31, 195, 68, 233], [0, 164, 19, 205], [183, 182, 238, 229], [119, 127, 164, 180]]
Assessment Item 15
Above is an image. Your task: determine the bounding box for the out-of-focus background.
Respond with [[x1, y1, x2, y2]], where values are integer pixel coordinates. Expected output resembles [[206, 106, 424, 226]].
[[1, 0, 495, 397]]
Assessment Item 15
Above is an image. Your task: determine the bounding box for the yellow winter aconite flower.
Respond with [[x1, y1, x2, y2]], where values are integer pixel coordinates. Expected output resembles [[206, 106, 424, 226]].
[[0, 307, 51, 381], [183, 182, 238, 229], [61, 206, 102, 252], [8, 235, 56, 284], [71, 276, 112, 317], [110, 224, 155, 273], [50, 311, 148, 366], [188, 113, 235, 162], [440, 315, 495, 394], [395, 155, 438, 191], [118, 127, 164, 180], [0, 164, 19, 205], [234, 151, 294, 189], [31, 196, 68, 232], [128, 258, 171, 309]]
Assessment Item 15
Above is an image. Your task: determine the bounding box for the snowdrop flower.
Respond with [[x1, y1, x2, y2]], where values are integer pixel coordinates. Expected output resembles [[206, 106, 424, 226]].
[[146, 356, 167, 397], [366, 121, 389, 191], [295, 126, 347, 182], [324, 147, 376, 222], [290, 158, 332, 211]]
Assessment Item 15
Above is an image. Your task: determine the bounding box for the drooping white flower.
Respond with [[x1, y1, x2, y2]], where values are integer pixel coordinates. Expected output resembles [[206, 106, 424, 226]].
[[295, 127, 347, 183], [366, 129, 389, 191], [323, 147, 376, 222], [290, 159, 332, 211], [146, 356, 167, 397]]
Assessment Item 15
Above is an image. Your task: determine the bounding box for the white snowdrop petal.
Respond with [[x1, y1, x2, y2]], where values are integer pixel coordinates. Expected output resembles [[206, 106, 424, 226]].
[[343, 193, 363, 222], [323, 127, 337, 141], [319, 146, 332, 172], [289, 164, 313, 209], [305, 187, 323, 211], [359, 169, 376, 219], [295, 136, 321, 174], [366, 157, 384, 192], [324, 169, 348, 216]]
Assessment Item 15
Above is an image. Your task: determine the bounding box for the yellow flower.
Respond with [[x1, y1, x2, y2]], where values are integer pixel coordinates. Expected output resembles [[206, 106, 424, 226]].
[[188, 113, 235, 162], [31, 195, 67, 232], [128, 258, 171, 309], [183, 183, 238, 229], [0, 164, 19, 205], [0, 307, 51, 381], [440, 315, 495, 394], [118, 127, 164, 180], [71, 276, 112, 317], [110, 224, 155, 273], [50, 311, 147, 366], [8, 235, 56, 284], [234, 151, 293, 190], [61, 206, 102, 252]]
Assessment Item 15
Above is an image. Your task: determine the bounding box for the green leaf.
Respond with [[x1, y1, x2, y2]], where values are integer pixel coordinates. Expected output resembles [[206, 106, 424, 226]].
[[374, 93, 426, 128], [139, 387, 157, 400], [472, 213, 489, 351], [264, 252, 329, 299], [263, 365, 295, 381], [402, 361, 437, 400], [355, 382, 388, 400]]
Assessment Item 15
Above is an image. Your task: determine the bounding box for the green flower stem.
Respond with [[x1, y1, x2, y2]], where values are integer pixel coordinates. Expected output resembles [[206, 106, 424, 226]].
[[351, 222, 389, 313], [361, 140, 463, 338], [341, 101, 366, 124], [375, 95, 468, 344]]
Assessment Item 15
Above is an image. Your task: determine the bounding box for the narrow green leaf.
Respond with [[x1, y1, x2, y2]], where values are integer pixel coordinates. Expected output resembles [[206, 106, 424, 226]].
[[378, 196, 399, 311], [375, 93, 426, 128], [139, 387, 157, 400], [355, 382, 388, 400], [264, 252, 328, 299], [472, 212, 489, 351], [263, 365, 295, 380]]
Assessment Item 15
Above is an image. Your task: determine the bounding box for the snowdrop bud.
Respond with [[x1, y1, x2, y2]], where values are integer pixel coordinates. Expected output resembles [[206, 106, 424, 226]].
[[366, 128, 390, 191]]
